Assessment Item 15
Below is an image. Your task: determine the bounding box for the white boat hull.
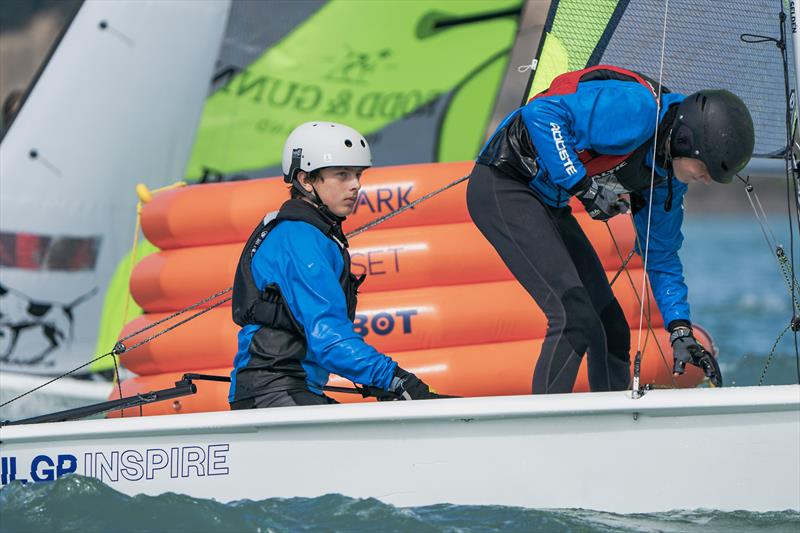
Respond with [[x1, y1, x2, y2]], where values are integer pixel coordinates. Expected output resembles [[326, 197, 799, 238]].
[[1, 385, 799, 512]]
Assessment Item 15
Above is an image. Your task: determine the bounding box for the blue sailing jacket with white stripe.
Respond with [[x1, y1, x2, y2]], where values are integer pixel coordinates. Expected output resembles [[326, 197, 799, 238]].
[[229, 199, 397, 403], [477, 66, 691, 327]]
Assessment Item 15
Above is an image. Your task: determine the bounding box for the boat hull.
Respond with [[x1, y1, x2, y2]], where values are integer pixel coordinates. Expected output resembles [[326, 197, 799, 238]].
[[2, 385, 798, 512]]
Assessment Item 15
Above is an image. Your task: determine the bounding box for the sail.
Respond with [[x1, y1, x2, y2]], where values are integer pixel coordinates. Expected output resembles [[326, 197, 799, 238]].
[[528, 0, 795, 158], [185, 0, 523, 181], [0, 0, 230, 376]]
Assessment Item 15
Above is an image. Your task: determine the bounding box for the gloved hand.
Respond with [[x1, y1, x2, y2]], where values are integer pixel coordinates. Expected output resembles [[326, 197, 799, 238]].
[[382, 366, 441, 400], [576, 178, 630, 221], [670, 323, 723, 387]]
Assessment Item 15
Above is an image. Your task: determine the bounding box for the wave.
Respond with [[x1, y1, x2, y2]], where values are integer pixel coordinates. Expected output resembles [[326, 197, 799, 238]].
[[1, 476, 798, 533]]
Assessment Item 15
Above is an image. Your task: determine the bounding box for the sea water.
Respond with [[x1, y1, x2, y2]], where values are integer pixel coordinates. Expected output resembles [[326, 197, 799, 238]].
[[1, 214, 799, 532]]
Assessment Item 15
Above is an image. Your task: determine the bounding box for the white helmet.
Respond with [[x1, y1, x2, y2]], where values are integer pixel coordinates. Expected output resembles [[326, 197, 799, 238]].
[[281, 121, 372, 183]]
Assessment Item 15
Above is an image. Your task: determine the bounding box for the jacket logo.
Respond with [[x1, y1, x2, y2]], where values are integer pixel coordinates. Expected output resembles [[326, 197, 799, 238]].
[[550, 123, 577, 176]]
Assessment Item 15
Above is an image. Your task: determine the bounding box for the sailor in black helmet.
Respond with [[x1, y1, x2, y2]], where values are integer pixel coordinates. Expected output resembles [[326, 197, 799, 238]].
[[229, 121, 439, 408], [468, 66, 755, 393]]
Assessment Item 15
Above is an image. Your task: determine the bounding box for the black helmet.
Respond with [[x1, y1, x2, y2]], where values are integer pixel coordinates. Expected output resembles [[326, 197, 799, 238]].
[[669, 90, 755, 183]]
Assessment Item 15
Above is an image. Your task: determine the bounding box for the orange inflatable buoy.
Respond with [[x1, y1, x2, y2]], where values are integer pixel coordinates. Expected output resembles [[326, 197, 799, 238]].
[[130, 217, 639, 313], [120, 269, 659, 375], [142, 162, 473, 249]]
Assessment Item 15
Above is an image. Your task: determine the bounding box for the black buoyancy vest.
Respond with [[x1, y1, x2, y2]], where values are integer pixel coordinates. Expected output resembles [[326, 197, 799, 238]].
[[478, 65, 674, 193], [230, 199, 365, 400]]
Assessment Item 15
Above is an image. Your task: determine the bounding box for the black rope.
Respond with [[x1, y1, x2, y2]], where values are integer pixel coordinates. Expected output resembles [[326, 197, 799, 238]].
[[608, 249, 636, 287], [0, 350, 115, 408], [740, 33, 783, 47], [759, 322, 792, 386], [120, 297, 231, 354], [116, 287, 232, 346], [0, 283, 233, 409], [604, 221, 675, 387]]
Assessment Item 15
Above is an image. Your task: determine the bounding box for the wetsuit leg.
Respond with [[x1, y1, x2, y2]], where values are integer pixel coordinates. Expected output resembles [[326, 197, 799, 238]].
[[551, 210, 631, 391], [230, 390, 338, 409], [466, 164, 601, 394]]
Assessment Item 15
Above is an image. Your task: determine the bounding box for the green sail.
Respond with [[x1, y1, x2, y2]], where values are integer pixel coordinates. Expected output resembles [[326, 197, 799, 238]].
[[528, 0, 622, 98], [186, 0, 520, 178]]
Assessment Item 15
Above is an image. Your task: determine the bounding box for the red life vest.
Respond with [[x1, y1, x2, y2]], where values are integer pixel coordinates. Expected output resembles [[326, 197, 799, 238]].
[[529, 65, 665, 182]]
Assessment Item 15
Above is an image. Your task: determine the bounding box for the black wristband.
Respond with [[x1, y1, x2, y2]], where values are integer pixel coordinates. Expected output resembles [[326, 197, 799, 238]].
[[667, 319, 692, 332], [568, 175, 592, 196]]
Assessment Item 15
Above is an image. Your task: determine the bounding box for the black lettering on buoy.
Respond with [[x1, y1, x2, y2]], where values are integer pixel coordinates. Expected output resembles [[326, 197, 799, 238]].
[[353, 191, 376, 214], [376, 187, 394, 212], [395, 309, 417, 333]]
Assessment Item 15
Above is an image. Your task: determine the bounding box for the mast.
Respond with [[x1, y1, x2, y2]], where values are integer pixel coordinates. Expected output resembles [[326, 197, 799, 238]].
[[792, 0, 800, 111], [789, 0, 800, 177]]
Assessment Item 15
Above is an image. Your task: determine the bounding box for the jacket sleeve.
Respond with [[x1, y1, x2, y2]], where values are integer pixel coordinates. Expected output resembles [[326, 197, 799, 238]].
[[521, 80, 659, 193], [255, 223, 397, 389], [632, 178, 691, 328]]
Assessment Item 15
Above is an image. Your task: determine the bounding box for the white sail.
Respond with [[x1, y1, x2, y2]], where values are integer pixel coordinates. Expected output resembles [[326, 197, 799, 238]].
[[0, 0, 230, 375]]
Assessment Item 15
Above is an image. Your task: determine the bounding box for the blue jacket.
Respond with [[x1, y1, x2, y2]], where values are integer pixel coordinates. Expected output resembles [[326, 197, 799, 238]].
[[481, 79, 690, 327], [229, 219, 397, 401]]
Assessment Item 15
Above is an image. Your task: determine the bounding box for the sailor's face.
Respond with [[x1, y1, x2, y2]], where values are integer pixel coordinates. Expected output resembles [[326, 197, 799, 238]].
[[673, 158, 712, 184], [301, 166, 363, 217]]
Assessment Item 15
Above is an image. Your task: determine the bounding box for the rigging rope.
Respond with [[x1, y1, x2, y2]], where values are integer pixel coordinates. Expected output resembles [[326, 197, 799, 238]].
[[604, 222, 676, 388], [631, 0, 671, 397], [740, 3, 800, 384], [739, 175, 800, 314]]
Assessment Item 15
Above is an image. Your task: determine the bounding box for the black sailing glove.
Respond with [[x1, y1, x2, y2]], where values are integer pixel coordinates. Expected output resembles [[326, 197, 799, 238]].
[[670, 323, 723, 387], [380, 366, 442, 401], [576, 178, 630, 221]]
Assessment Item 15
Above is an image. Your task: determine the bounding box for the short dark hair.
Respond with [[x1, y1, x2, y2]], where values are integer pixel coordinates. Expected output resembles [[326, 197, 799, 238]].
[[289, 169, 322, 199]]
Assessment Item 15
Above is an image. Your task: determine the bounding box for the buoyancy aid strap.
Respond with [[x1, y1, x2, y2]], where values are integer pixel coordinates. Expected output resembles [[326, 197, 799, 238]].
[[233, 198, 359, 331], [250, 283, 304, 333]]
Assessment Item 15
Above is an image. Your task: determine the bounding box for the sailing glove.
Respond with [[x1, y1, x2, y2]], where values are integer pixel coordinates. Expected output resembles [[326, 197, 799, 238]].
[[669, 322, 723, 387], [382, 366, 441, 400], [575, 178, 630, 221]]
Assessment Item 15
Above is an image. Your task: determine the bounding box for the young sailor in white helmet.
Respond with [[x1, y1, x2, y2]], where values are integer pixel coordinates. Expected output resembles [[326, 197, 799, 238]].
[[229, 121, 440, 408]]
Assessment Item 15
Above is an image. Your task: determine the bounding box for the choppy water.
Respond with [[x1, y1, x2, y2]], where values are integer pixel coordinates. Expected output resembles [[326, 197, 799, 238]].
[[0, 476, 798, 533], [1, 215, 799, 532], [681, 214, 800, 386]]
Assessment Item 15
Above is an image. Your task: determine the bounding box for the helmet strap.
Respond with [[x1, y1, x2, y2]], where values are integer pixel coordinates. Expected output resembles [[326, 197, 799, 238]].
[[292, 177, 345, 224]]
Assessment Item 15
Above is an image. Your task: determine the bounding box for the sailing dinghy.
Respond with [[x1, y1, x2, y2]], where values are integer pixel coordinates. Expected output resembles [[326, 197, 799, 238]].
[[2, 0, 800, 515]]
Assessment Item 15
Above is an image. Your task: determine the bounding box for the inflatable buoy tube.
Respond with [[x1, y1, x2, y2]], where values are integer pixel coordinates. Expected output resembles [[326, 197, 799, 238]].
[[142, 162, 471, 249], [120, 269, 658, 375], [141, 161, 597, 250], [130, 217, 641, 313]]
